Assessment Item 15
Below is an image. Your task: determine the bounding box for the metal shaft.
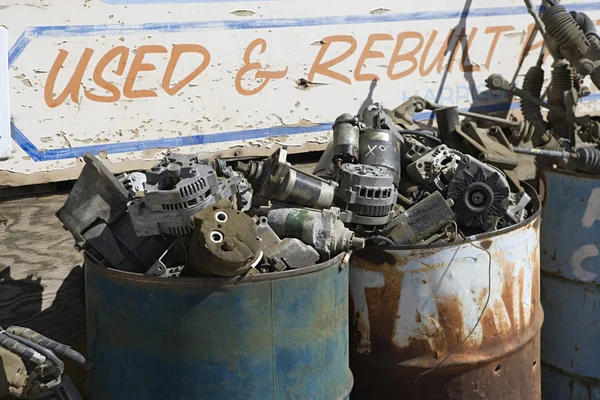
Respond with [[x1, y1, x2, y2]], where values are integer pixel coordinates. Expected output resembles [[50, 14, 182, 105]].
[[513, 146, 578, 159]]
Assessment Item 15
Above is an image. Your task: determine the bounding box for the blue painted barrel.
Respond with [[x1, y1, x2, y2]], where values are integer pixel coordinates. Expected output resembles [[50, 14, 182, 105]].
[[84, 252, 352, 400], [540, 168, 600, 399]]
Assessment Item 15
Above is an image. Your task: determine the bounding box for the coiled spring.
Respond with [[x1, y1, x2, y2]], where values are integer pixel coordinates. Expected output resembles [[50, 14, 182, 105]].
[[576, 147, 600, 175]]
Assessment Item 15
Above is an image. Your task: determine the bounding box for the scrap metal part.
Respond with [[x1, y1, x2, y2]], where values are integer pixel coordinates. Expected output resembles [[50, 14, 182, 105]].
[[187, 202, 263, 277], [145, 240, 186, 277], [406, 145, 461, 193], [541, 5, 600, 89], [331, 113, 360, 166], [128, 160, 239, 237], [0, 327, 88, 400], [359, 128, 402, 188], [117, 172, 147, 195], [334, 163, 397, 227], [57, 152, 131, 249], [497, 191, 531, 229], [447, 155, 511, 230], [402, 136, 431, 164], [81, 216, 172, 273], [236, 147, 337, 209], [56, 152, 171, 273], [383, 191, 456, 245], [0, 347, 27, 399], [266, 207, 365, 260], [256, 217, 320, 270]]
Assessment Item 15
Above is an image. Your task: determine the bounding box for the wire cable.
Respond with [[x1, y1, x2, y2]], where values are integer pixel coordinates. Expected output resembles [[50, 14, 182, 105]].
[[415, 224, 492, 382]]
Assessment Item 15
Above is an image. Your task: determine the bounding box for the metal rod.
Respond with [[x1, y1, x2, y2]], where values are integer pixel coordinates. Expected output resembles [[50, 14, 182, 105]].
[[457, 110, 516, 127], [513, 146, 578, 159]]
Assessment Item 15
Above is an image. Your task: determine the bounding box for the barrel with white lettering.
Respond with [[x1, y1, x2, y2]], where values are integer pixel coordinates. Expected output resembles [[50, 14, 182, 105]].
[[349, 183, 542, 399], [540, 168, 600, 399]]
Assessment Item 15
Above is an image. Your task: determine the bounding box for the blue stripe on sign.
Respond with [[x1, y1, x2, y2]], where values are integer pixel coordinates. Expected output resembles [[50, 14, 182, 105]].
[[11, 101, 526, 162], [7, 32, 30, 68], [8, 1, 600, 161], [28, 6, 538, 38]]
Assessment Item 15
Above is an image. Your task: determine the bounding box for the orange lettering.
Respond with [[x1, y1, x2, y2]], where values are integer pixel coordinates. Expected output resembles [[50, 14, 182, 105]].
[[388, 32, 424, 80], [123, 45, 168, 99], [484, 26, 514, 69], [85, 46, 128, 103], [419, 30, 454, 76], [520, 24, 547, 64], [459, 28, 480, 73], [354, 33, 394, 81], [308, 35, 357, 84], [235, 39, 288, 96], [162, 44, 210, 96], [45, 49, 93, 108]]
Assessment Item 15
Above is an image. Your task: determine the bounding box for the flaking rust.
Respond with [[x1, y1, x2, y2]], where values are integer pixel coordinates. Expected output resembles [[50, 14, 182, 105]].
[[348, 193, 543, 399]]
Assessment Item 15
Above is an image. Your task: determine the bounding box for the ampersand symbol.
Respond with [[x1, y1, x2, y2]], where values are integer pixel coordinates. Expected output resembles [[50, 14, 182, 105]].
[[235, 39, 288, 96]]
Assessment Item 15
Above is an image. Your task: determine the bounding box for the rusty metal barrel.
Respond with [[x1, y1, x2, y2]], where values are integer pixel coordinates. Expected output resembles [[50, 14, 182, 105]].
[[84, 252, 353, 400], [540, 168, 600, 399], [348, 184, 542, 399]]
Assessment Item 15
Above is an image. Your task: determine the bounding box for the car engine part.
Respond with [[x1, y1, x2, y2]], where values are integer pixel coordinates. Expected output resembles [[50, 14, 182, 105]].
[[256, 217, 320, 270], [145, 240, 186, 277], [117, 172, 147, 195], [402, 136, 431, 164], [57, 152, 131, 250], [513, 145, 600, 176], [383, 192, 456, 245], [334, 163, 397, 228], [235, 147, 337, 209], [359, 103, 402, 186], [128, 157, 238, 237], [187, 201, 263, 277], [313, 142, 338, 180], [497, 191, 531, 229], [434, 106, 464, 151], [331, 113, 360, 166], [0, 327, 88, 400], [82, 216, 172, 273], [447, 155, 511, 230], [57, 153, 172, 273], [458, 122, 519, 170], [406, 145, 461, 193], [541, 5, 600, 90], [0, 345, 29, 399], [266, 207, 365, 260]]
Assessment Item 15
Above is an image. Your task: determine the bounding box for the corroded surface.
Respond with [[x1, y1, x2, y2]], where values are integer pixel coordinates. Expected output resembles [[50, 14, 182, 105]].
[[349, 186, 542, 399]]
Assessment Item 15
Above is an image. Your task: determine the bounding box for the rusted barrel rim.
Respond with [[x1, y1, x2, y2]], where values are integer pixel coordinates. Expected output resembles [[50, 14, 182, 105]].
[[84, 251, 346, 286], [380, 181, 540, 250]]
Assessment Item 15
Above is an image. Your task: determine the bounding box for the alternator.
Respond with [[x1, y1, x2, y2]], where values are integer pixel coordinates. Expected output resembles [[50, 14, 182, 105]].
[[128, 156, 238, 237], [447, 155, 510, 230], [406, 145, 461, 192], [334, 163, 397, 228]]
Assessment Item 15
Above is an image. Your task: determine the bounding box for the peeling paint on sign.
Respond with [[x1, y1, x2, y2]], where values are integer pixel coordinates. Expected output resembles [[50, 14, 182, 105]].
[[1, 0, 600, 185]]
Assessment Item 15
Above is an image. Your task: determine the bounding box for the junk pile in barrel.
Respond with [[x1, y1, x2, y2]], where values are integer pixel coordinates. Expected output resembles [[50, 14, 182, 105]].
[[490, 1, 600, 176], [57, 97, 534, 278]]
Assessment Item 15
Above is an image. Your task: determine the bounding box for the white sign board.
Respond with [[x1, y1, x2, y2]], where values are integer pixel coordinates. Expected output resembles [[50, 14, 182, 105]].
[[0, 26, 10, 161], [0, 0, 599, 186]]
